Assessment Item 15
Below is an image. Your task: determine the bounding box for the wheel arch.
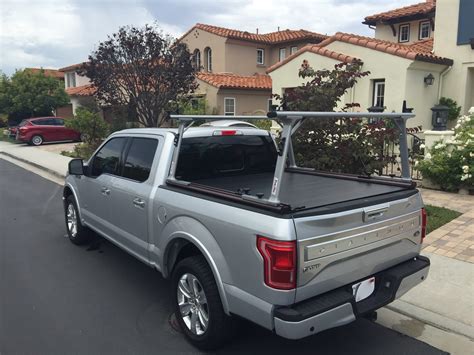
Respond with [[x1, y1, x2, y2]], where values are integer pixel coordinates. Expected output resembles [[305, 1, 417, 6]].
[[160, 217, 232, 314], [63, 184, 83, 222]]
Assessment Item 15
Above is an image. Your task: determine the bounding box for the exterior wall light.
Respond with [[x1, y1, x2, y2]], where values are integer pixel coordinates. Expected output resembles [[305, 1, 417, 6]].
[[424, 73, 435, 86]]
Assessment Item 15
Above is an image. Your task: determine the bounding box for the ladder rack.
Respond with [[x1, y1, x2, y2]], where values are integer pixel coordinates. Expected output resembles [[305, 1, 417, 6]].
[[168, 111, 415, 207]]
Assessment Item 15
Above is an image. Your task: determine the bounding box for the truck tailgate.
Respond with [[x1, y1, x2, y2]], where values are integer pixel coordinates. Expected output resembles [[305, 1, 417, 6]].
[[293, 192, 423, 303]]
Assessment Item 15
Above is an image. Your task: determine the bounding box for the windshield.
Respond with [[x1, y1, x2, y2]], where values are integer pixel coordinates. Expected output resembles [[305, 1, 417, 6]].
[[18, 120, 29, 127]]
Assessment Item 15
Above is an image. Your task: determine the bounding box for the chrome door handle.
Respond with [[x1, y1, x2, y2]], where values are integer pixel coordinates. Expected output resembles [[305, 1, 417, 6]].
[[101, 187, 110, 196], [133, 198, 145, 208]]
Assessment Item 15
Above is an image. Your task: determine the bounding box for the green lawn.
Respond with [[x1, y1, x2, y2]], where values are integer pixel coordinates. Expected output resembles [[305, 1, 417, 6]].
[[425, 204, 461, 234]]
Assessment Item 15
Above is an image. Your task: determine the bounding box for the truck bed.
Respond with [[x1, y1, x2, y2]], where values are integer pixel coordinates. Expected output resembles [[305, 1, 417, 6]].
[[193, 170, 412, 210]]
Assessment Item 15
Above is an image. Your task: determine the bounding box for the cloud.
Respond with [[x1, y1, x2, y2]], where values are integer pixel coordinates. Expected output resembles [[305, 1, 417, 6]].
[[0, 0, 416, 75]]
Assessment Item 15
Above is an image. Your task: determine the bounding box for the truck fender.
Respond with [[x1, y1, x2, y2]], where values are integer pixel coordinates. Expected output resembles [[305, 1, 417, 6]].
[[63, 183, 84, 222], [159, 215, 231, 314]]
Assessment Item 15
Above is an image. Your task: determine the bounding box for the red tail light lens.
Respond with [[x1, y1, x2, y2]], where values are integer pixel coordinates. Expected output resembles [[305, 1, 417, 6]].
[[257, 236, 296, 290], [421, 208, 427, 242]]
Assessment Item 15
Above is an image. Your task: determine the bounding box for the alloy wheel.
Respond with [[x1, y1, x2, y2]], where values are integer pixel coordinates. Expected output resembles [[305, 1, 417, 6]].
[[177, 273, 209, 336], [66, 203, 78, 238]]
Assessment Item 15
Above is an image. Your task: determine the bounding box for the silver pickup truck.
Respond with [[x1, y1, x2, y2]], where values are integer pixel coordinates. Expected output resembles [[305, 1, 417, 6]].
[[63, 111, 430, 350]]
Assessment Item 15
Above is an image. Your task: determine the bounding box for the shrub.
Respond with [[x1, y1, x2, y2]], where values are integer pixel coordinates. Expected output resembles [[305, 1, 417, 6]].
[[417, 111, 474, 191], [63, 107, 109, 159], [439, 97, 461, 121]]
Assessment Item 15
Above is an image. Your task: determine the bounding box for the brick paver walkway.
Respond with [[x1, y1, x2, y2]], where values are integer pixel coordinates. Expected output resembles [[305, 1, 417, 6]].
[[420, 188, 474, 263]]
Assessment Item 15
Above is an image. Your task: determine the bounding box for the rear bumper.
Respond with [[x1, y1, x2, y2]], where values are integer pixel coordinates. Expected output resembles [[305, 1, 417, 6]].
[[274, 255, 430, 339]]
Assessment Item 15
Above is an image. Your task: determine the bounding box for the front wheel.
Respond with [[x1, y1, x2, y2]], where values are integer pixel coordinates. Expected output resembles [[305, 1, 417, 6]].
[[30, 135, 43, 146], [65, 195, 91, 245], [172, 256, 233, 350]]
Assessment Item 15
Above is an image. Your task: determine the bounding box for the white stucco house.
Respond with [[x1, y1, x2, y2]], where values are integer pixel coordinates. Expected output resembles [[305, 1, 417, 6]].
[[57, 62, 96, 117], [267, 0, 473, 131]]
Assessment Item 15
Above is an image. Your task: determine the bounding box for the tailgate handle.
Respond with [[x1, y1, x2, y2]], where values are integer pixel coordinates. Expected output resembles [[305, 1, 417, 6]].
[[364, 207, 388, 222]]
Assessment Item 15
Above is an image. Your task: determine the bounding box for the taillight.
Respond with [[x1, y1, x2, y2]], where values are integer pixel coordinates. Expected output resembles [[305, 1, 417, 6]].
[[257, 235, 296, 290], [421, 208, 427, 241]]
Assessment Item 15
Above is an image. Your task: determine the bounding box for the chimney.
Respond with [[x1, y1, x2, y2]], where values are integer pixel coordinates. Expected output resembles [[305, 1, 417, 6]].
[[278, 26, 280, 32], [256, 28, 259, 34]]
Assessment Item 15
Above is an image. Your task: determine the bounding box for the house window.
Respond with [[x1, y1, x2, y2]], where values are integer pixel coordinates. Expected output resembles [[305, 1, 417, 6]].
[[279, 48, 286, 61], [419, 21, 431, 40], [399, 24, 410, 43], [190, 98, 199, 110], [193, 49, 201, 70], [257, 48, 265, 65], [205, 47, 212, 72], [268, 98, 273, 111], [372, 80, 385, 108], [224, 97, 235, 116], [66, 72, 76, 88], [290, 46, 298, 55]]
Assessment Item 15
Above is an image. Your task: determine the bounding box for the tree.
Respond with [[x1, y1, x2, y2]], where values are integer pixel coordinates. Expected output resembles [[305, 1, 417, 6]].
[[82, 24, 197, 127], [276, 60, 402, 175], [0, 69, 69, 121]]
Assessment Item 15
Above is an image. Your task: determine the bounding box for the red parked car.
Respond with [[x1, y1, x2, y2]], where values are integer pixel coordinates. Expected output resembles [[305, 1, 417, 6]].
[[16, 117, 82, 146]]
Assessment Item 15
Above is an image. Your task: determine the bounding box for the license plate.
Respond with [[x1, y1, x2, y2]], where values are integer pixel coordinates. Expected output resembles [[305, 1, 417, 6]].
[[352, 277, 375, 302]]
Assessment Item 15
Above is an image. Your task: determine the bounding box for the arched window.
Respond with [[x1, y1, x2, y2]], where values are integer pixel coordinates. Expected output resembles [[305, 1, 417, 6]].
[[205, 47, 212, 72], [193, 49, 201, 71]]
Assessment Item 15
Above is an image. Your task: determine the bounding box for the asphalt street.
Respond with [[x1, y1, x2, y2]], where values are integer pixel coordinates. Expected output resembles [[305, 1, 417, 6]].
[[0, 158, 447, 355]]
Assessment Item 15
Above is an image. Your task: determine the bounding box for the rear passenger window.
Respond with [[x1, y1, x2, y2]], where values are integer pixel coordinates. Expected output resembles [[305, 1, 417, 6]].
[[54, 118, 65, 126], [122, 138, 158, 182], [91, 138, 126, 177]]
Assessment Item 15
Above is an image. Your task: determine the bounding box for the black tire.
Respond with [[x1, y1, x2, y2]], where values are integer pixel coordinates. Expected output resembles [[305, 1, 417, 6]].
[[64, 195, 91, 245], [172, 256, 233, 350], [30, 135, 43, 146]]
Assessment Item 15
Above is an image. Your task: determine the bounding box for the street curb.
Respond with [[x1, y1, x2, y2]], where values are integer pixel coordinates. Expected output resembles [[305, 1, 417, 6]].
[[0, 151, 67, 179], [387, 300, 474, 341]]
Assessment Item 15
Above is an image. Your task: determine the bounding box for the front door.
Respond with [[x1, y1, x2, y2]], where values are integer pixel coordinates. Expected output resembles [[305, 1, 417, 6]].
[[79, 137, 127, 236], [106, 137, 159, 260]]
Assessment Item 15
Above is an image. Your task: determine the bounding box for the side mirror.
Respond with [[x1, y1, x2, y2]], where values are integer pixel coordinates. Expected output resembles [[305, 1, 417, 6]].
[[68, 159, 84, 176]]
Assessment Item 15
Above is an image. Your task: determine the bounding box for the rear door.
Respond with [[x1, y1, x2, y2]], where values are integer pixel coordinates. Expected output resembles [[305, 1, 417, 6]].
[[293, 193, 424, 302], [106, 136, 160, 260], [53, 118, 76, 141]]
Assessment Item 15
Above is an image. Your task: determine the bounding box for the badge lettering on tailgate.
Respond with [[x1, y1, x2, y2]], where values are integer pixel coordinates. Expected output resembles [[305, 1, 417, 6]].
[[303, 264, 320, 273]]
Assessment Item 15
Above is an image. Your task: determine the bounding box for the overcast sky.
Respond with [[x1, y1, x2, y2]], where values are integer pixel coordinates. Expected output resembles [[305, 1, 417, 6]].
[[0, 0, 416, 75]]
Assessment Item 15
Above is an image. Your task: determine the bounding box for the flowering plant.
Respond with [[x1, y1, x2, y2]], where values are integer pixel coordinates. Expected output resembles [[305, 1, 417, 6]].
[[417, 111, 474, 191]]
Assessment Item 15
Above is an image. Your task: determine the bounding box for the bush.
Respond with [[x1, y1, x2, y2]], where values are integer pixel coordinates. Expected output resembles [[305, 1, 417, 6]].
[[0, 114, 7, 128], [63, 107, 109, 159], [417, 111, 474, 191], [439, 97, 461, 121]]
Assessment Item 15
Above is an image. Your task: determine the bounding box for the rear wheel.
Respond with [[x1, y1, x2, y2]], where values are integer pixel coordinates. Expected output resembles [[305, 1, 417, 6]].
[[172, 256, 233, 350], [30, 135, 43, 146], [65, 195, 91, 245]]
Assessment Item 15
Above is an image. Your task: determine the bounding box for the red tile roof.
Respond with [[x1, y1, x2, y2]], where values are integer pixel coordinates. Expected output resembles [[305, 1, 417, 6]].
[[267, 45, 359, 73], [196, 72, 271, 90], [318, 32, 452, 65], [363, 1, 435, 26], [182, 23, 328, 44], [65, 84, 96, 96], [58, 62, 87, 72], [25, 68, 64, 79]]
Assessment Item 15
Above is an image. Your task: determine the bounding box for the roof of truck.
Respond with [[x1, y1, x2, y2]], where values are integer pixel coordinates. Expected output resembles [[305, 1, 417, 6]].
[[114, 126, 270, 138]]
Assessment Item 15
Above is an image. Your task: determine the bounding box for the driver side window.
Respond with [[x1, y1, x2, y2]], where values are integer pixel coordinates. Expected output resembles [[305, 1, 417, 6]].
[[91, 138, 126, 177]]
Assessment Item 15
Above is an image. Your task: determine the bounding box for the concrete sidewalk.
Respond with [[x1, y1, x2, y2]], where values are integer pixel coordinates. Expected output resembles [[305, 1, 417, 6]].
[[0, 141, 72, 179], [1, 139, 473, 353]]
